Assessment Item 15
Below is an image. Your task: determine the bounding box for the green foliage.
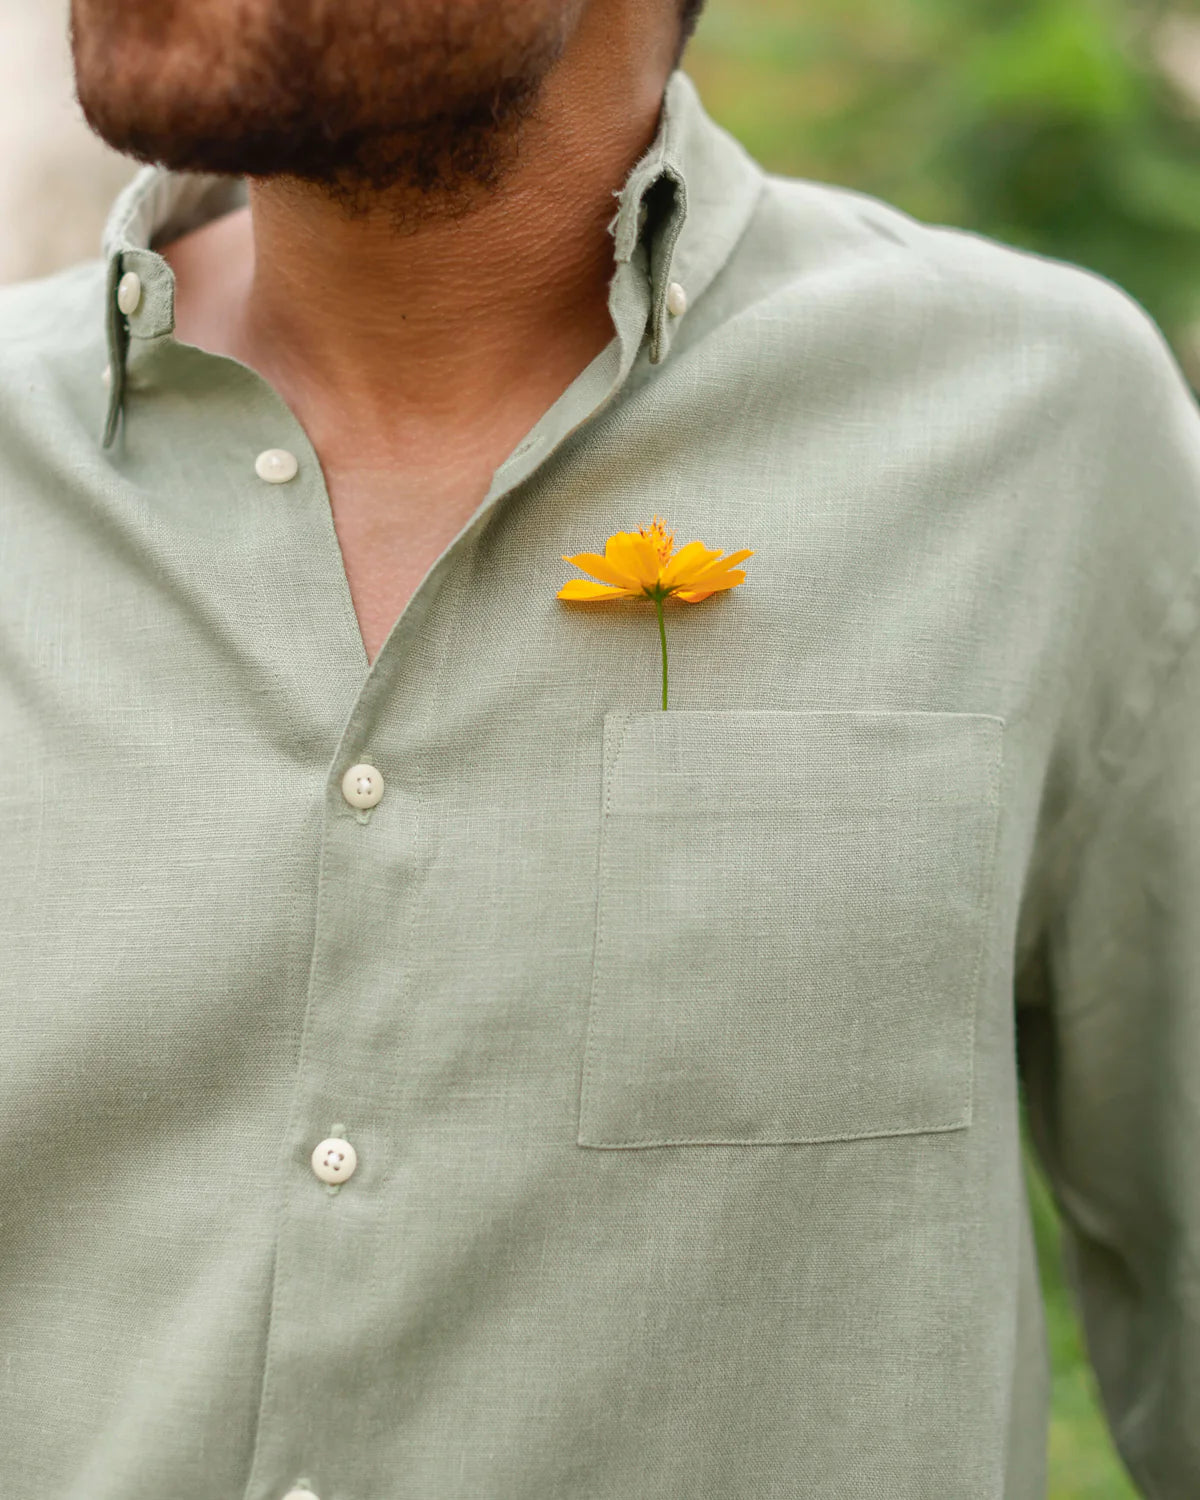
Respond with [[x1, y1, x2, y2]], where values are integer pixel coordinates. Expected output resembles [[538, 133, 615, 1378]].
[[688, 0, 1200, 383], [1023, 1122, 1140, 1497]]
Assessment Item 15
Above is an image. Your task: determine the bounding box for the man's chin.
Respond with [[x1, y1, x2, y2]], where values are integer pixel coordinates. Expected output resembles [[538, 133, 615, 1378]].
[[75, 77, 552, 218], [71, 0, 578, 207], [79, 105, 540, 228]]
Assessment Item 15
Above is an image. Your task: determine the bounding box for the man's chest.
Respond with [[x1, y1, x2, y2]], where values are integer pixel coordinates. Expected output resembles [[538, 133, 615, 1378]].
[[323, 463, 494, 666], [1, 353, 1058, 1151]]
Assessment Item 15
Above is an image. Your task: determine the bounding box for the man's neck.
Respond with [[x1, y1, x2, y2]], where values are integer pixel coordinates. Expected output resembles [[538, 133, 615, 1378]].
[[160, 3, 679, 464]]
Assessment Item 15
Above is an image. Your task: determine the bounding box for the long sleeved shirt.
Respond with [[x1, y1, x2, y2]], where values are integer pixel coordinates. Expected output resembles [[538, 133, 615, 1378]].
[[2, 65, 1200, 1500]]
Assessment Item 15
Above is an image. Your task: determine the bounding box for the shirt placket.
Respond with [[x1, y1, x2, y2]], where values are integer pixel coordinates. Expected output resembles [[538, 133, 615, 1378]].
[[107, 254, 657, 1500], [91, 93, 715, 1490]]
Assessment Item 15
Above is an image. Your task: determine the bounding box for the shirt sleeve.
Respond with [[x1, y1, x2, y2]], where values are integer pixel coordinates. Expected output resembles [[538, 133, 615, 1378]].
[[1016, 598, 1200, 1497]]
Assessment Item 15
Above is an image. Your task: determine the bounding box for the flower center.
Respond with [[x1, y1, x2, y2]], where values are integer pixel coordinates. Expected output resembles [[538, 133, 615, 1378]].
[[636, 515, 675, 566]]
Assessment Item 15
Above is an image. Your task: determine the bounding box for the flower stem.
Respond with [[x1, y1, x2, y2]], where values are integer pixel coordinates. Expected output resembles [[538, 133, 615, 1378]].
[[655, 595, 669, 709]]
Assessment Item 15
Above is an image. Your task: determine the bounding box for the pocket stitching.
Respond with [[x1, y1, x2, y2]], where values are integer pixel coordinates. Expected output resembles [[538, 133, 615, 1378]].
[[959, 711, 1006, 1140], [577, 709, 631, 1148]]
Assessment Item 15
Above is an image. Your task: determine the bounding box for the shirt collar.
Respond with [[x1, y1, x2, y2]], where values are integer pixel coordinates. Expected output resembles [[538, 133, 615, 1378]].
[[99, 68, 763, 448]]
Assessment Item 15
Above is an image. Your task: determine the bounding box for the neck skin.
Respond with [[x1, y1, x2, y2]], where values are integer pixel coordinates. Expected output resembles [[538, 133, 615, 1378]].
[[161, 0, 680, 466]]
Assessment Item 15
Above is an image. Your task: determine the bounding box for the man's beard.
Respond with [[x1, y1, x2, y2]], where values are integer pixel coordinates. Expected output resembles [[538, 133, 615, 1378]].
[[70, 0, 585, 223]]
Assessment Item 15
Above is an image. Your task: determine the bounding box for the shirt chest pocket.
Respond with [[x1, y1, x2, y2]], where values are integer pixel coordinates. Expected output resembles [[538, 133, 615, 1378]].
[[577, 708, 1005, 1148]]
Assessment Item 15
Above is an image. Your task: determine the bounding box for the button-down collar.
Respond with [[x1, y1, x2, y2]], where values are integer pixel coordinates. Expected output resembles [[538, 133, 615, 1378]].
[[98, 68, 763, 448]]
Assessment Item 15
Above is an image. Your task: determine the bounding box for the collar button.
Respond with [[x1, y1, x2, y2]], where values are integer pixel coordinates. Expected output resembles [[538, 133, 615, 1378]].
[[116, 271, 143, 316], [255, 448, 299, 484]]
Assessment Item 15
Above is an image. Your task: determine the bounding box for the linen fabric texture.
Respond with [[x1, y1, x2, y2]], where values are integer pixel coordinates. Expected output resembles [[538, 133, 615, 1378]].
[[1, 67, 1199, 1500]]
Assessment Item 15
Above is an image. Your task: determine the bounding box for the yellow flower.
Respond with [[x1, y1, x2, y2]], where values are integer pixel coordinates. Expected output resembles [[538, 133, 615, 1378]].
[[557, 517, 753, 709], [557, 516, 753, 604]]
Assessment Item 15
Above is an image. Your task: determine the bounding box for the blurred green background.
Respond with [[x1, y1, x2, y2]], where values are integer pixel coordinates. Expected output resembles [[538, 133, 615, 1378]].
[[687, 0, 1200, 392], [687, 2, 1200, 1495]]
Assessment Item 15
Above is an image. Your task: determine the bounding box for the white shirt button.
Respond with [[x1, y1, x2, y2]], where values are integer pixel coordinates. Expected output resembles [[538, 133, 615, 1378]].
[[311, 1136, 357, 1184], [281, 1488, 320, 1500], [666, 280, 688, 317], [255, 448, 299, 484], [117, 271, 143, 315], [341, 762, 384, 808]]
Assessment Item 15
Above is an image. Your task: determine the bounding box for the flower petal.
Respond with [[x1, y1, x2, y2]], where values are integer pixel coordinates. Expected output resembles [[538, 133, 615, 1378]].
[[556, 579, 632, 600], [561, 550, 640, 590], [674, 547, 755, 587], [606, 531, 661, 590], [675, 569, 748, 601], [658, 540, 724, 589], [709, 547, 755, 571]]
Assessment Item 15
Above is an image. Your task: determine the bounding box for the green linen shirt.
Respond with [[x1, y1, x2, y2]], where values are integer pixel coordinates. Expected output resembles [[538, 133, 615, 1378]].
[[2, 65, 1200, 1500]]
